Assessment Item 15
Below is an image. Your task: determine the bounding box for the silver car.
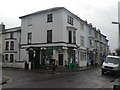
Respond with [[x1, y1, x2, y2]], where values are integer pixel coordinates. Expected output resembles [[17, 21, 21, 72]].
[[101, 55, 120, 75]]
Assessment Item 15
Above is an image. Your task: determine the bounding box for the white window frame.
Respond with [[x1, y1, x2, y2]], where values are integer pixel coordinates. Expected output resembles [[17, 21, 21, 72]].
[[28, 18, 32, 26], [80, 36, 85, 47], [80, 23, 84, 31]]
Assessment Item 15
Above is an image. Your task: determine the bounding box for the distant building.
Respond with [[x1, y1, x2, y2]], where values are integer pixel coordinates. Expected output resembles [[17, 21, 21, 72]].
[[0, 23, 6, 62], [85, 22, 109, 66], [0, 24, 22, 68], [2, 26, 21, 62]]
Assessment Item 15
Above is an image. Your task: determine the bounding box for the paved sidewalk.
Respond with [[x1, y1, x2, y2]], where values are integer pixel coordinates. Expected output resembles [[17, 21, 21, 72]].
[[29, 66, 88, 73]]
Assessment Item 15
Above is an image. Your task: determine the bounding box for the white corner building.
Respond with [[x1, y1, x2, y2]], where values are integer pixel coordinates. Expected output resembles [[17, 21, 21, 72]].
[[19, 7, 88, 68]]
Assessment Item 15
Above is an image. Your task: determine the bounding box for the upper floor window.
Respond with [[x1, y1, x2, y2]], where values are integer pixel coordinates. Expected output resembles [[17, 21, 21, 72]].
[[10, 54, 14, 62], [80, 23, 84, 31], [10, 41, 14, 50], [28, 18, 32, 26], [5, 41, 9, 50], [80, 52, 86, 61], [47, 14, 53, 23], [95, 32, 98, 38], [10, 32, 14, 38], [100, 35, 102, 41], [47, 30, 52, 43], [81, 36, 85, 47], [27, 32, 32, 44], [68, 31, 72, 43], [89, 39, 92, 48], [73, 31, 76, 44], [89, 28, 92, 35], [5, 54, 8, 61], [68, 30, 76, 44], [67, 15, 73, 25]]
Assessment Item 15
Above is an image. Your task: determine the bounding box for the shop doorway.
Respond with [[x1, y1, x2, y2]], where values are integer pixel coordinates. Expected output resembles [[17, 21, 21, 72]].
[[28, 48, 40, 69], [58, 54, 63, 65], [34, 49, 40, 68]]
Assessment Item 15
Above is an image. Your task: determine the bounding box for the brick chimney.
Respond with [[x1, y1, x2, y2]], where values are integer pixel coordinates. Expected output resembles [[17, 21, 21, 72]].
[[0, 22, 5, 33]]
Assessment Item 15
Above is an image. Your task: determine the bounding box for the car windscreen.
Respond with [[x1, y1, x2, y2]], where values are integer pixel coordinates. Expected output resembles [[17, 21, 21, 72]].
[[105, 57, 120, 64]]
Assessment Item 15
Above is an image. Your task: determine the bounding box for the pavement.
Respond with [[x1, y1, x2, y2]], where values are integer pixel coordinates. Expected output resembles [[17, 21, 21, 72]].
[[29, 66, 88, 73]]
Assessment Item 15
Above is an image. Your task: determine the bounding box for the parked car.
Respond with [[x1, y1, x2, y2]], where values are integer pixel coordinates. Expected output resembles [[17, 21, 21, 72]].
[[101, 55, 120, 75]]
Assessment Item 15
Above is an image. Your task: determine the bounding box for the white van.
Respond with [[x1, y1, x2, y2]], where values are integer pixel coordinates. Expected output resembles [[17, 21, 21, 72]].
[[101, 55, 120, 74]]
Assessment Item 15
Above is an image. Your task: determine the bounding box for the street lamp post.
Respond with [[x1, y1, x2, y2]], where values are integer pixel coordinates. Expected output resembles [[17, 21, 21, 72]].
[[112, 22, 120, 48], [112, 21, 120, 89]]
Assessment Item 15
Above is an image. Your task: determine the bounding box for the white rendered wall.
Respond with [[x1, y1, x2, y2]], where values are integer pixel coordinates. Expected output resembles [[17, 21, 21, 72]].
[[21, 9, 64, 45]]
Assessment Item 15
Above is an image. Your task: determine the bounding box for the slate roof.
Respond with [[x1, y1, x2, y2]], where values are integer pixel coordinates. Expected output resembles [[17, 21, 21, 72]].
[[19, 7, 64, 19]]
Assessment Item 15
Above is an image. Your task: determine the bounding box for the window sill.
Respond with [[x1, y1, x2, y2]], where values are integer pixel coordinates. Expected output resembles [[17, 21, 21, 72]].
[[5, 38, 17, 40]]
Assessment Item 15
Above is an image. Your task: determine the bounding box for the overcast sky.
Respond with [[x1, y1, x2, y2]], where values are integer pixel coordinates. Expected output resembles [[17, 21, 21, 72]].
[[0, 0, 120, 51]]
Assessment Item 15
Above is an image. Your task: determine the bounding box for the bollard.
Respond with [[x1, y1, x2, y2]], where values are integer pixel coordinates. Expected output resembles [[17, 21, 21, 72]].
[[28, 62, 31, 70]]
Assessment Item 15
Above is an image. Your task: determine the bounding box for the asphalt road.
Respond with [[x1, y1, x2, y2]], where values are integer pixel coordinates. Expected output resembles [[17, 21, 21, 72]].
[[2, 67, 120, 89]]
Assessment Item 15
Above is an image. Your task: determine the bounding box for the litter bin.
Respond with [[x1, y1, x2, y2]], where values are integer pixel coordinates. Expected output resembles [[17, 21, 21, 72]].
[[68, 63, 78, 69], [74, 63, 78, 68]]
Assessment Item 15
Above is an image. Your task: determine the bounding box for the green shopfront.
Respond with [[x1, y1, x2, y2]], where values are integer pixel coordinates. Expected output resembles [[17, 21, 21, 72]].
[[40, 46, 76, 67], [27, 46, 77, 69]]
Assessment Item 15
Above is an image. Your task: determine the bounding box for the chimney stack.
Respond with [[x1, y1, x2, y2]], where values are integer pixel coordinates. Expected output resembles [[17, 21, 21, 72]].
[[0, 22, 5, 33], [89, 23, 92, 27]]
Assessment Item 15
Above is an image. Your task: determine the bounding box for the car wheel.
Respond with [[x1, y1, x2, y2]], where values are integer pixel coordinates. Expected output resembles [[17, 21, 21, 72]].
[[102, 69, 105, 75], [117, 70, 120, 75]]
